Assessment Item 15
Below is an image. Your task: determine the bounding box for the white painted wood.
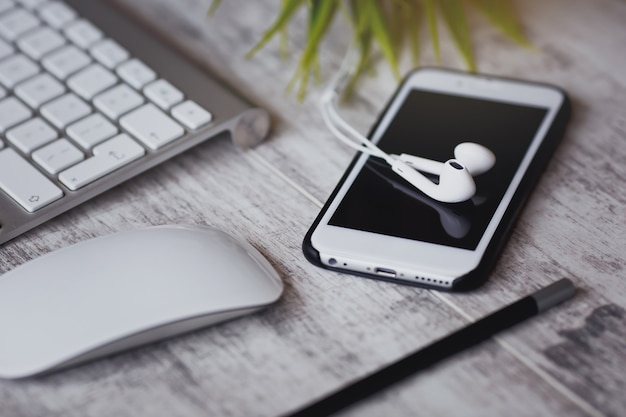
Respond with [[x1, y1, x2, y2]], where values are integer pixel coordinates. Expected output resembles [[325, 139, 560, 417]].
[[0, 0, 624, 416]]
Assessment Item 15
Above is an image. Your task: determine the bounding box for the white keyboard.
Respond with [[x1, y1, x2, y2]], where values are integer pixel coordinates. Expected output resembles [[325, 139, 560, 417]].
[[0, 0, 270, 245]]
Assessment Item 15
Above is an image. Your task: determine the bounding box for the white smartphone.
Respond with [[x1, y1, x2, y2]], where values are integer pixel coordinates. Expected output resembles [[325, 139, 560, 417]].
[[303, 68, 570, 290]]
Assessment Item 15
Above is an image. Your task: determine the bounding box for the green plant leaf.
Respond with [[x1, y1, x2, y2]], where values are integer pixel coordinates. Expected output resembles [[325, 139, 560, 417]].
[[438, 0, 476, 71], [469, 0, 531, 47], [207, 0, 222, 17], [279, 0, 291, 59], [404, 0, 422, 65], [346, 29, 374, 99], [289, 0, 338, 100], [422, 0, 441, 64], [367, 0, 401, 79], [388, 0, 406, 51], [350, 0, 369, 37], [387, 0, 421, 66], [336, 0, 374, 98], [246, 0, 306, 59], [210, 0, 530, 100]]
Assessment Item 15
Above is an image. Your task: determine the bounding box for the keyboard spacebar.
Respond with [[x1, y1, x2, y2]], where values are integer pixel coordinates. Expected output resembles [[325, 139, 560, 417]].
[[59, 134, 145, 191]]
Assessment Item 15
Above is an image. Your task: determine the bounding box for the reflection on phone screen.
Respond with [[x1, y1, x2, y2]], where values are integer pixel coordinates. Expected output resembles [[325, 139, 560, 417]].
[[364, 160, 474, 239], [329, 90, 548, 250]]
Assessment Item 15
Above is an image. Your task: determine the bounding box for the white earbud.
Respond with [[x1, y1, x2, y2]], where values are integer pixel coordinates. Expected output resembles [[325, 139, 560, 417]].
[[453, 142, 496, 175], [390, 143, 495, 202], [319, 89, 496, 203], [391, 158, 477, 203], [395, 142, 495, 176]]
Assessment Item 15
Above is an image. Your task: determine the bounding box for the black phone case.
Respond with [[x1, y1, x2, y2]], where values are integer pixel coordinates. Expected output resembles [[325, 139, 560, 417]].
[[302, 68, 571, 291]]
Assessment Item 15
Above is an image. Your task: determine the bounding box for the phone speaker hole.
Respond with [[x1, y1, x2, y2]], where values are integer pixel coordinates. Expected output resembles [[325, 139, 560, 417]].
[[415, 276, 449, 286]]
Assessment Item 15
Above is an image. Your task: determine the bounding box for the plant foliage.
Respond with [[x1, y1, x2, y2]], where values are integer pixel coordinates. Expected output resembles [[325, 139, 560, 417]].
[[210, 0, 529, 100]]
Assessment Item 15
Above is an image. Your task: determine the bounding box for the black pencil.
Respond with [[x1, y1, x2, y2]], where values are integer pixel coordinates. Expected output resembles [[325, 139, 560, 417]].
[[285, 278, 576, 417]]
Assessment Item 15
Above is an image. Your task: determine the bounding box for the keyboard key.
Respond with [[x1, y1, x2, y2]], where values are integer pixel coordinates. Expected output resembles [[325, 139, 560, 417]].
[[38, 2, 76, 28], [17, 26, 65, 60], [59, 133, 145, 190], [0, 38, 13, 60], [0, 8, 39, 41], [120, 103, 184, 150], [172, 101, 213, 130], [94, 84, 143, 120], [0, 54, 39, 88], [90, 39, 128, 69], [116, 59, 156, 90], [42, 45, 91, 79], [40, 93, 91, 129], [67, 63, 117, 100], [67, 113, 117, 149], [15, 73, 65, 108], [144, 79, 184, 110], [33, 138, 84, 174], [6, 117, 57, 153], [92, 133, 144, 159], [0, 96, 31, 132], [0, 148, 63, 212], [64, 19, 102, 49]]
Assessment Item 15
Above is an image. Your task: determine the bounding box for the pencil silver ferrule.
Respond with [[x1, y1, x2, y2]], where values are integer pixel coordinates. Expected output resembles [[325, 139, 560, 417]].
[[531, 278, 576, 313]]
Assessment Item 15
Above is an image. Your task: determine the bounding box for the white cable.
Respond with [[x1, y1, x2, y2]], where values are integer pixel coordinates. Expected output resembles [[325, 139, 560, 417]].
[[321, 96, 370, 153], [320, 93, 390, 161], [325, 97, 393, 162], [319, 98, 376, 155], [319, 46, 394, 164]]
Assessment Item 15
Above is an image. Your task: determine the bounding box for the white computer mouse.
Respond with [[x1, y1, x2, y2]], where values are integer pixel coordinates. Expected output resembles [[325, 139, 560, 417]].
[[0, 225, 283, 379]]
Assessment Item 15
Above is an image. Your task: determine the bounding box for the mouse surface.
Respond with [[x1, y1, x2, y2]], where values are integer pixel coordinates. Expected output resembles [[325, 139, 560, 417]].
[[0, 225, 283, 379]]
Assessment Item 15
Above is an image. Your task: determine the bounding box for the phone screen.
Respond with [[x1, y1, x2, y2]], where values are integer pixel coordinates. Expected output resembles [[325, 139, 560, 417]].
[[329, 89, 549, 250]]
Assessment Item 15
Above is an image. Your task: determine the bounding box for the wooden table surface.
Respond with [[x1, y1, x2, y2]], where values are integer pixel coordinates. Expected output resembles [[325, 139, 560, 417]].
[[1, 0, 625, 416]]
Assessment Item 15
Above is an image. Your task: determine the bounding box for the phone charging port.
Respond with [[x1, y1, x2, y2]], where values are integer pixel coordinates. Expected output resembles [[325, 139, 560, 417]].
[[374, 267, 397, 278]]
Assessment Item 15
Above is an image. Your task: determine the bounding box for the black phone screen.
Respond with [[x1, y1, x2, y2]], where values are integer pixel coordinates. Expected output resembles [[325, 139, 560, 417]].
[[329, 89, 549, 250]]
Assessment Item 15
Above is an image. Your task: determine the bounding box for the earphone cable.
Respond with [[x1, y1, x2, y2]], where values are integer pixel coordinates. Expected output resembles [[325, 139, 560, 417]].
[[319, 45, 393, 164], [320, 93, 390, 161]]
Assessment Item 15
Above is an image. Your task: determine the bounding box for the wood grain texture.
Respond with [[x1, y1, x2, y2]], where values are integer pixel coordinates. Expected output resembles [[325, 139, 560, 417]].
[[0, 0, 624, 416]]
